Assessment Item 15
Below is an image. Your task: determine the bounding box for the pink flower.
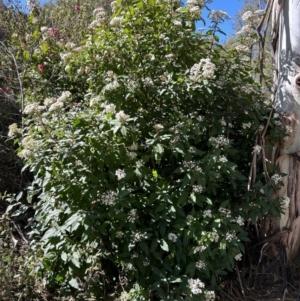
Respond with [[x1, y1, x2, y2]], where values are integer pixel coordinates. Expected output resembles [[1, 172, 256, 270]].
[[49, 28, 59, 37], [75, 5, 80, 12], [38, 64, 44, 72], [6, 87, 11, 93], [0, 88, 3, 93]]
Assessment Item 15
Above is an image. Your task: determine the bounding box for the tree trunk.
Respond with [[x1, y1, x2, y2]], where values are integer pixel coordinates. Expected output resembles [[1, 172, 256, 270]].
[[261, 0, 300, 264]]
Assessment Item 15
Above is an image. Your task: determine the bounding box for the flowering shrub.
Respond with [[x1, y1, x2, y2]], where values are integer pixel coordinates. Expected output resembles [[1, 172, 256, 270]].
[[8, 0, 285, 300]]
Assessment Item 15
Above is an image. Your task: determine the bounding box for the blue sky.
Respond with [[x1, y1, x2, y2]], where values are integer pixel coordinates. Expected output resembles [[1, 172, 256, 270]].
[[18, 0, 242, 40]]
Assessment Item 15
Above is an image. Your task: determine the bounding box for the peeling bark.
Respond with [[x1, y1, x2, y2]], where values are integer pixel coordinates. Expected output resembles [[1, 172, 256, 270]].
[[262, 0, 300, 264]]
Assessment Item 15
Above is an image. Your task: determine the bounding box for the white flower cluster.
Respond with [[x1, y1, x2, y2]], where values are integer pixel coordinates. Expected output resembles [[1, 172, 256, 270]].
[[132, 231, 143, 242], [115, 169, 126, 180], [22, 136, 37, 150], [235, 45, 250, 53], [195, 245, 206, 252], [127, 151, 137, 160], [196, 260, 206, 270], [24, 102, 46, 115], [104, 103, 116, 114], [128, 209, 139, 222], [242, 122, 251, 129], [187, 0, 203, 19], [26, 0, 39, 10], [219, 207, 231, 217], [205, 290, 216, 301], [236, 24, 256, 36], [271, 173, 282, 184], [218, 155, 228, 163], [8, 123, 22, 138], [193, 185, 203, 194], [203, 210, 212, 218], [116, 111, 130, 123], [209, 135, 229, 148], [110, 16, 124, 27], [252, 145, 261, 154], [186, 215, 194, 222], [105, 80, 120, 92], [236, 215, 244, 226], [153, 124, 164, 132], [226, 231, 236, 242], [188, 278, 205, 295], [235, 253, 242, 261], [57, 91, 71, 102], [209, 10, 230, 22], [190, 58, 216, 81], [168, 233, 178, 242], [211, 232, 219, 242], [101, 191, 118, 206], [89, 7, 107, 29]]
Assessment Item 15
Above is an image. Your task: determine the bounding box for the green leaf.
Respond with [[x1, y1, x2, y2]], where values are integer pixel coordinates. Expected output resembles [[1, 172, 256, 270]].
[[61, 252, 68, 262], [68, 278, 80, 290], [160, 239, 169, 252]]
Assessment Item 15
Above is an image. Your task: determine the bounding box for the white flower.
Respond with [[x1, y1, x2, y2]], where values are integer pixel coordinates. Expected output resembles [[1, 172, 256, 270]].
[[236, 24, 255, 36], [168, 233, 178, 242], [236, 216, 244, 226], [127, 151, 137, 160], [211, 232, 219, 242], [143, 77, 153, 86], [209, 10, 230, 22], [209, 135, 229, 148], [271, 173, 282, 184], [8, 123, 21, 137], [22, 136, 36, 150], [132, 231, 142, 242], [242, 11, 253, 22], [57, 91, 71, 102], [242, 122, 251, 129], [110, 16, 124, 27], [235, 253, 242, 261], [188, 278, 205, 295], [218, 155, 228, 163], [44, 97, 57, 106], [128, 209, 138, 222], [219, 207, 231, 217], [115, 169, 126, 180], [18, 149, 32, 159], [116, 111, 130, 123], [116, 231, 123, 238], [105, 80, 120, 92], [203, 210, 212, 218], [104, 103, 116, 114], [226, 231, 236, 242], [195, 245, 206, 252], [153, 124, 164, 132], [135, 160, 143, 169], [90, 98, 97, 107], [186, 215, 194, 222], [235, 45, 250, 53], [128, 142, 138, 151], [193, 185, 203, 194], [253, 145, 261, 154], [24, 102, 44, 114], [196, 261, 206, 270], [101, 191, 118, 206], [205, 290, 216, 301], [49, 101, 64, 112]]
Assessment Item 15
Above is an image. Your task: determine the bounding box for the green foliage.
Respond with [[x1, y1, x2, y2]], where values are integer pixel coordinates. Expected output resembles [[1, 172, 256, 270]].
[[6, 0, 286, 300]]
